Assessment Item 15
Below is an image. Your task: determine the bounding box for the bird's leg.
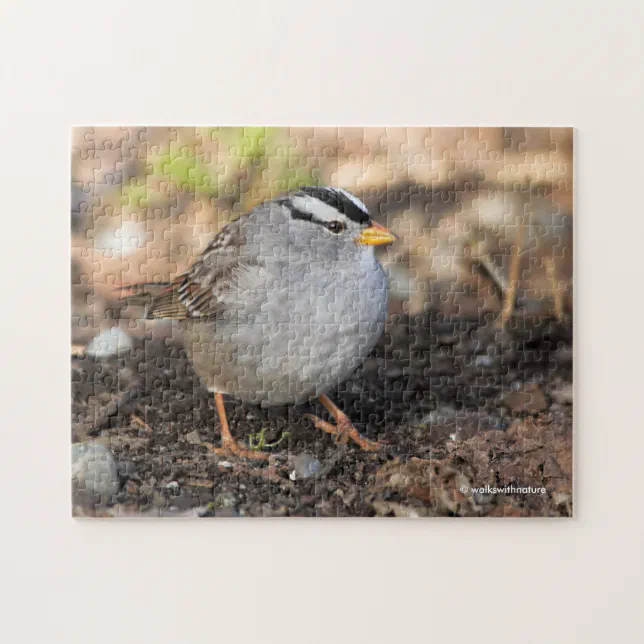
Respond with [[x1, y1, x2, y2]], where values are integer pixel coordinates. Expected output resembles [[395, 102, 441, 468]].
[[213, 393, 269, 461], [306, 393, 382, 452]]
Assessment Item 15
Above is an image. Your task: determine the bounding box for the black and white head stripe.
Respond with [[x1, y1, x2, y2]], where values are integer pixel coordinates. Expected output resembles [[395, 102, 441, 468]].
[[287, 186, 370, 225]]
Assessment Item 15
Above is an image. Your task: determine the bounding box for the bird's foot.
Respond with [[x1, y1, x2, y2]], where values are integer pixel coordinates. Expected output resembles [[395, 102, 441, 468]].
[[305, 413, 382, 452], [211, 391, 270, 461], [307, 393, 383, 452]]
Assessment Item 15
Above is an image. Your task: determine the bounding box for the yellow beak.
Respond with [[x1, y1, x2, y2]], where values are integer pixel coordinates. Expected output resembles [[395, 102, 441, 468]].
[[356, 221, 398, 246]]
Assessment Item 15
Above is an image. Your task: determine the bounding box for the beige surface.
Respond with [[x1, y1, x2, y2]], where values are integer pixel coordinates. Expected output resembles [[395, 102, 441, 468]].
[[2, 1, 643, 643]]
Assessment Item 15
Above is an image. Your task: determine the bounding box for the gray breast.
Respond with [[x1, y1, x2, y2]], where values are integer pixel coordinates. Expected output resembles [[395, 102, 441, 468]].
[[185, 248, 387, 406]]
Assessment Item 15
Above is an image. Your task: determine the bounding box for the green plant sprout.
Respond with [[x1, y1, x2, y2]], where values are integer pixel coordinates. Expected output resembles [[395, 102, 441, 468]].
[[248, 427, 290, 451]]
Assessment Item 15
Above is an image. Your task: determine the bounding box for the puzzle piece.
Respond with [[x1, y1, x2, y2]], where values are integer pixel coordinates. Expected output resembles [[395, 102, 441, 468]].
[[71, 127, 573, 518]]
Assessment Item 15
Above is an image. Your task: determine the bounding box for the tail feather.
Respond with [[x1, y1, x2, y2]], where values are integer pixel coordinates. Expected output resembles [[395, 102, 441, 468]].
[[114, 281, 190, 320]]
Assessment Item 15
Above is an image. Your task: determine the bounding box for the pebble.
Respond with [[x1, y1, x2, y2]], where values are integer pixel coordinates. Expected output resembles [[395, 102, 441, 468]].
[[71, 442, 119, 508], [185, 430, 202, 445], [475, 354, 496, 368], [289, 453, 322, 480], [86, 328, 133, 359], [551, 383, 573, 405], [422, 405, 457, 426]]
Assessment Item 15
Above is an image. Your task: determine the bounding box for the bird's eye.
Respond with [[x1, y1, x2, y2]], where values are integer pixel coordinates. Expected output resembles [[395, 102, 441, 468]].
[[326, 220, 346, 234]]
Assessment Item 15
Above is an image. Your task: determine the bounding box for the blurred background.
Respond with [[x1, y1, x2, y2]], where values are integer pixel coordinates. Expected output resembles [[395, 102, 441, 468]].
[[72, 126, 572, 353], [71, 127, 573, 517]]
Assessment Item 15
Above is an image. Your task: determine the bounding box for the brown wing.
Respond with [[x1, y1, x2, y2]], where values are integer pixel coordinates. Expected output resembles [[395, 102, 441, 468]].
[[145, 219, 251, 320]]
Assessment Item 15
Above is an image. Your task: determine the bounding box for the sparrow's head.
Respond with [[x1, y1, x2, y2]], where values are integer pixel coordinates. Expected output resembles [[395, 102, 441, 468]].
[[282, 186, 397, 250]]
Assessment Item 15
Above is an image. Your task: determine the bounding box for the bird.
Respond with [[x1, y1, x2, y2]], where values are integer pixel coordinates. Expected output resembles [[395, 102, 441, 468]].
[[121, 186, 397, 460]]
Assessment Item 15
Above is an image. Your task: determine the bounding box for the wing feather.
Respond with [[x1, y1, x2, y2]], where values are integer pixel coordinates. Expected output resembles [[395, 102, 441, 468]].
[[144, 219, 260, 320]]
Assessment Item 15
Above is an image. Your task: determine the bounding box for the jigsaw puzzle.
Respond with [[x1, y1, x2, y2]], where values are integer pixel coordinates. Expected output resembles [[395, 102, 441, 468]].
[[71, 127, 573, 517]]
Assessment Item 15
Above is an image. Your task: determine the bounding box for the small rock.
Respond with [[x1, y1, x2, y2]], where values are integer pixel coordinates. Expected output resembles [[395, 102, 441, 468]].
[[475, 354, 495, 368], [289, 453, 322, 480], [86, 328, 133, 359], [551, 383, 573, 405], [72, 442, 119, 509], [165, 481, 180, 494], [185, 430, 202, 445], [422, 405, 457, 426]]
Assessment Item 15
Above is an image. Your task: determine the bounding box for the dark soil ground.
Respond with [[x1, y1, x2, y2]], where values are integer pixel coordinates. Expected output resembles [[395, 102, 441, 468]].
[[71, 312, 573, 517]]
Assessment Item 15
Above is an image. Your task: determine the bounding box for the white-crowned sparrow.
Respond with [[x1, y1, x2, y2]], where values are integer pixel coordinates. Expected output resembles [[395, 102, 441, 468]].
[[123, 187, 396, 459]]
